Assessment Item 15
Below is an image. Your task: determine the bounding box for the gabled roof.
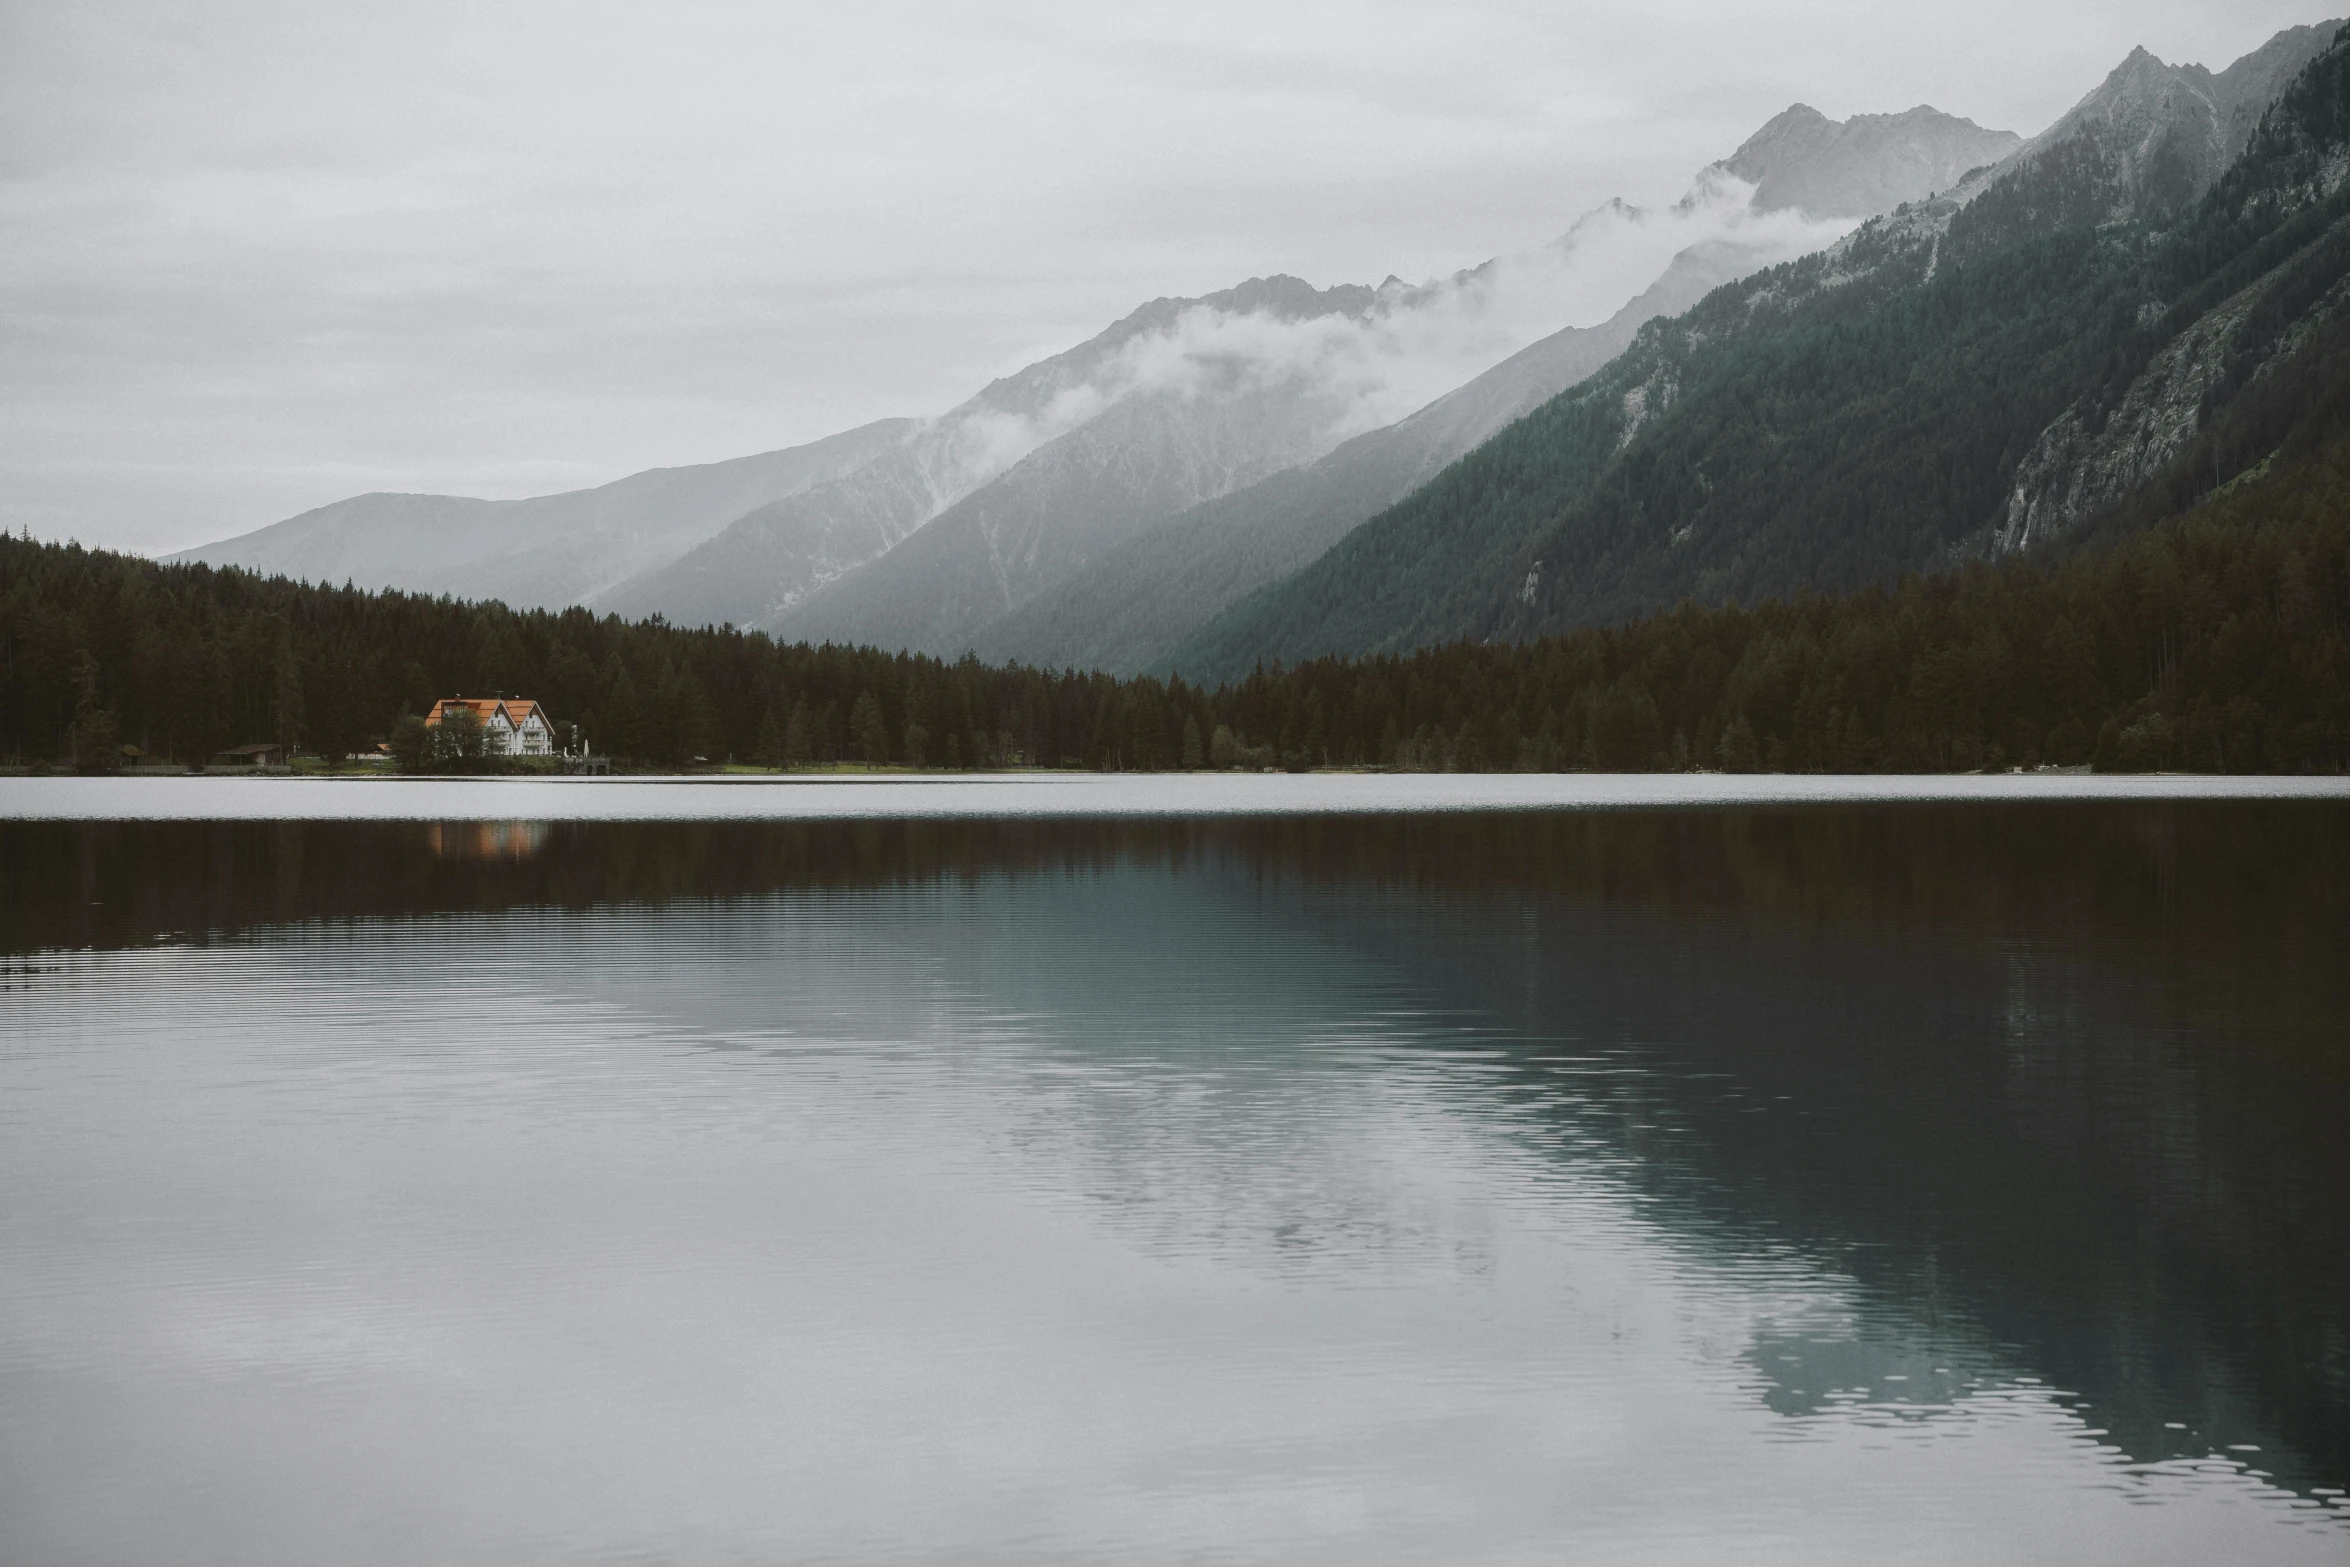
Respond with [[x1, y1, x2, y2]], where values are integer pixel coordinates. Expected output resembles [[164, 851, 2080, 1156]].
[[425, 697, 551, 729]]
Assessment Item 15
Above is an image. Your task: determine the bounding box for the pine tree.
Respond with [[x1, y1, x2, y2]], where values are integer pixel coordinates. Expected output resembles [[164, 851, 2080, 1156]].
[[783, 698, 812, 768], [1718, 715, 1760, 773], [270, 635, 303, 753], [851, 690, 890, 766], [63, 650, 119, 771]]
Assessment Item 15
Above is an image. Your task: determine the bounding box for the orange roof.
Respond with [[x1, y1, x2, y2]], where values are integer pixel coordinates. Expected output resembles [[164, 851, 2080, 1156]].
[[425, 697, 551, 728]]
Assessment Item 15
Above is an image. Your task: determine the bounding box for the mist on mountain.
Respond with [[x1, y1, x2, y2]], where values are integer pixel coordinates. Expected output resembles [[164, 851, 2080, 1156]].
[[171, 118, 1885, 630]]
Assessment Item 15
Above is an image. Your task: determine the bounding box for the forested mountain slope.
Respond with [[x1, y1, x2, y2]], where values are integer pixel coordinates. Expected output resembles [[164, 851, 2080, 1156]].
[[1170, 22, 2347, 686], [1191, 301, 2350, 776]]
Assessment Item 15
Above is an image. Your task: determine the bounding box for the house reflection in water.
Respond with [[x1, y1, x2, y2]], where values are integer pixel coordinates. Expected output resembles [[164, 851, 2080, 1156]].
[[425, 821, 550, 861]]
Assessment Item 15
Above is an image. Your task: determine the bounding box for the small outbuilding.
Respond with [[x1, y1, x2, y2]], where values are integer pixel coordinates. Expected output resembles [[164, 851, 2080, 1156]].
[[215, 742, 289, 768]]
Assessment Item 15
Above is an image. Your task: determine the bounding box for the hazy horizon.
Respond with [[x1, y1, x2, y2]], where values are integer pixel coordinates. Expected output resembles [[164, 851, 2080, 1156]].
[[2, 1, 2330, 556]]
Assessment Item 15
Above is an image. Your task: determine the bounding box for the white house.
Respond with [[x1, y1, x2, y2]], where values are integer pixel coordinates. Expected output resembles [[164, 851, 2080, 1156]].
[[425, 697, 558, 757]]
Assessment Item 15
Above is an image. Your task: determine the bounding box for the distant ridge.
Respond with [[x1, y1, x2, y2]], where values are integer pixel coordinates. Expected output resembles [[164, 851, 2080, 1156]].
[[166, 420, 913, 613]]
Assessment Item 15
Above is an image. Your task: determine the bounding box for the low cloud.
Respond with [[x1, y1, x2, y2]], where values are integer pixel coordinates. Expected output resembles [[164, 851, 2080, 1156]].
[[891, 175, 1855, 513]]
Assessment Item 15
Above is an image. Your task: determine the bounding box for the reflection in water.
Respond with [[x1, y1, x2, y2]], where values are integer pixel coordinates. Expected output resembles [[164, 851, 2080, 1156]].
[[424, 819, 549, 860], [0, 806, 2345, 1564]]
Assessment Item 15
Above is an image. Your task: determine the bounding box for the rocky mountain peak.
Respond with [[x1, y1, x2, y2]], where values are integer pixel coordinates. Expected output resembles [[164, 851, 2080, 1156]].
[[2213, 20, 2348, 156], [1201, 274, 1379, 321], [1992, 22, 2343, 224], [1713, 102, 2021, 218], [2055, 44, 2218, 141]]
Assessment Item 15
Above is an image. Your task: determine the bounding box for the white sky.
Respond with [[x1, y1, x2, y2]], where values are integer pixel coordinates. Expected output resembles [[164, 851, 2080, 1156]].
[[1, 1, 2333, 554]]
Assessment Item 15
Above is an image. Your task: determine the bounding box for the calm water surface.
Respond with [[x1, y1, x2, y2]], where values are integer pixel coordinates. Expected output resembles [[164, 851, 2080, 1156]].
[[2, 799, 2346, 1564]]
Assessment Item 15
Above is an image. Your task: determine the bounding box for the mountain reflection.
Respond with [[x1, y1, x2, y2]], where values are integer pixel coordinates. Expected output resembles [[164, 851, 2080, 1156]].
[[3, 804, 2343, 1502]]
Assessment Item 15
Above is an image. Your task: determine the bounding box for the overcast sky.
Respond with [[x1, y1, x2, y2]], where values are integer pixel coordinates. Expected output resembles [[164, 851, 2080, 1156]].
[[1, 1, 2332, 555]]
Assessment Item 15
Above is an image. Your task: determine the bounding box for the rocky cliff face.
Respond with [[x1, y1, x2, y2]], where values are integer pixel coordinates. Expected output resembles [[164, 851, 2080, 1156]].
[[1993, 250, 2350, 553], [1989, 24, 2350, 553]]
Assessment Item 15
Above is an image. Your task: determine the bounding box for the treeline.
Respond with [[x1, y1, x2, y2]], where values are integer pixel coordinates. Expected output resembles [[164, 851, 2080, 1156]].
[[3, 419, 2346, 774], [0, 541, 1164, 772], [1212, 430, 2350, 775]]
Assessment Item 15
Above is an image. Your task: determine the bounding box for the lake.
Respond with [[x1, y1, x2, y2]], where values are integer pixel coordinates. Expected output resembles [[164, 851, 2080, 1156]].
[[2, 780, 2346, 1564]]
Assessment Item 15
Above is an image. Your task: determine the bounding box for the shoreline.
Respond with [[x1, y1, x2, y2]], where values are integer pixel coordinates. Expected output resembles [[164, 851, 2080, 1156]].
[[4, 771, 2347, 822]]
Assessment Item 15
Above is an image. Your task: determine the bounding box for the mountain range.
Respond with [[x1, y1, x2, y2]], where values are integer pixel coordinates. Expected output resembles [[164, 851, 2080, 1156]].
[[1164, 19, 2349, 683], [173, 21, 2346, 698], [174, 99, 2015, 652], [167, 420, 912, 613]]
